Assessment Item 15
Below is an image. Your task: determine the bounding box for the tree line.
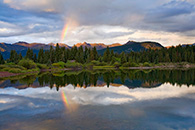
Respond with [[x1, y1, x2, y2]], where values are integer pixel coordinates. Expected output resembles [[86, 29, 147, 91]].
[[0, 44, 195, 65]]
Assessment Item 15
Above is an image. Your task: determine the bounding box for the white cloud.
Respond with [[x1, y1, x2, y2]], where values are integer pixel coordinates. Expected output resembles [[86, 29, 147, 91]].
[[0, 83, 194, 106], [1, 0, 195, 46]]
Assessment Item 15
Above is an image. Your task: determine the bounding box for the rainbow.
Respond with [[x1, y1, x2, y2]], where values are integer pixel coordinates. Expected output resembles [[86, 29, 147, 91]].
[[61, 24, 69, 42], [61, 90, 69, 108]]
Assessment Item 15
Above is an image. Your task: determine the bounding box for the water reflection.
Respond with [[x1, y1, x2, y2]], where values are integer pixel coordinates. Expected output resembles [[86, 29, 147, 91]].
[[0, 69, 195, 130], [0, 69, 195, 90]]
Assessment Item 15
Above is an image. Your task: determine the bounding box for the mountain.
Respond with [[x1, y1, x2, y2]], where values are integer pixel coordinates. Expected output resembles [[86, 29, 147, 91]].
[[181, 43, 195, 47], [0, 41, 163, 59], [98, 41, 164, 54], [48, 43, 71, 49], [74, 42, 121, 50], [14, 41, 71, 50], [165, 43, 195, 48], [0, 42, 70, 59]]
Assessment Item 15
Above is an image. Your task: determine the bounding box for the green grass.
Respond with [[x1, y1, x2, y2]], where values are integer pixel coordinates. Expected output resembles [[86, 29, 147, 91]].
[[93, 66, 115, 69], [36, 63, 48, 69], [64, 61, 83, 68]]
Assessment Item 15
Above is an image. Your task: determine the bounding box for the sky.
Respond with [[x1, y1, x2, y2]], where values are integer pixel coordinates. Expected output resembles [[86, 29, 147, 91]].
[[0, 0, 195, 46]]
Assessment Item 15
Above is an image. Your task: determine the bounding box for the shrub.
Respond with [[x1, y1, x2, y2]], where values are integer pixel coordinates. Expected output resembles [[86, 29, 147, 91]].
[[2, 67, 22, 73], [129, 62, 139, 67], [0, 65, 7, 70], [6, 62, 15, 65], [91, 60, 100, 65], [143, 62, 152, 67], [8, 68, 22, 73], [36, 63, 48, 69], [52, 61, 66, 68], [7, 65, 26, 70], [98, 62, 107, 66], [122, 62, 130, 67], [113, 62, 121, 68], [64, 61, 83, 68], [18, 59, 37, 69]]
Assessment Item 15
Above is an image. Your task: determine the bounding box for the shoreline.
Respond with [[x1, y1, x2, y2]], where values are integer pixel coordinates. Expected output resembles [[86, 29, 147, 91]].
[[0, 71, 39, 78], [0, 68, 71, 78], [127, 65, 195, 70], [0, 65, 195, 78]]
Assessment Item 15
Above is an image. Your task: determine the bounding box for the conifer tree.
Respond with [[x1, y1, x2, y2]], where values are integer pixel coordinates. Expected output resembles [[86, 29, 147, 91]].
[[55, 43, 60, 62], [120, 52, 126, 65], [49, 46, 55, 63], [9, 50, 18, 63], [103, 47, 110, 62], [0, 52, 5, 64], [38, 48, 44, 63], [19, 52, 23, 60]]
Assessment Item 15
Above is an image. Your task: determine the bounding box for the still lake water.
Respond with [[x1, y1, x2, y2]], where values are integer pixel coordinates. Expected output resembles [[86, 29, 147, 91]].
[[0, 69, 195, 130]]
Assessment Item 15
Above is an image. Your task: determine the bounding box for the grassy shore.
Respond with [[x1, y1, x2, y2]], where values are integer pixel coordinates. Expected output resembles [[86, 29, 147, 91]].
[[0, 59, 195, 78]]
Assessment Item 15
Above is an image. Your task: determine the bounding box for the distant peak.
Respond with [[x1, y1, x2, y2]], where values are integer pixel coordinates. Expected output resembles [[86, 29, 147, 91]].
[[108, 43, 122, 47], [15, 41, 29, 44], [125, 41, 137, 45], [75, 42, 90, 47]]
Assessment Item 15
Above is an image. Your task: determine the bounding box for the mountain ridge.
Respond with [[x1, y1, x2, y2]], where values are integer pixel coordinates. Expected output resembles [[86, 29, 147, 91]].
[[1, 40, 194, 59]]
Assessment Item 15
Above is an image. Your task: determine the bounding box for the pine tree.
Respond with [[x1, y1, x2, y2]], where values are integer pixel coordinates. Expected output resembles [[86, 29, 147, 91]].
[[38, 48, 44, 63], [9, 50, 18, 63], [0, 52, 5, 64], [55, 43, 60, 62], [93, 47, 98, 60], [190, 51, 194, 63], [26, 48, 34, 60], [33, 54, 37, 62], [103, 47, 110, 62], [49, 46, 55, 63], [90, 48, 94, 61], [165, 53, 170, 62], [120, 52, 126, 64], [19, 52, 23, 60]]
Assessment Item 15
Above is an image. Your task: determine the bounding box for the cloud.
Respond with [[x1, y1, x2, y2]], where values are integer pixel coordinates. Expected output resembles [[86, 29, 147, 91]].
[[0, 0, 195, 45], [144, 0, 195, 33], [0, 83, 194, 106]]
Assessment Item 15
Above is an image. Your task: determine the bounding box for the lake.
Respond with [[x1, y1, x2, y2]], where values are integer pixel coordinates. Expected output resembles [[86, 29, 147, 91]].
[[0, 69, 195, 130]]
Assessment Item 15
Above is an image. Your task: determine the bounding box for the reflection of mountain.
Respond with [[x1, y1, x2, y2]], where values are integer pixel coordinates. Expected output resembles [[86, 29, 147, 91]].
[[97, 77, 161, 89], [0, 79, 161, 90]]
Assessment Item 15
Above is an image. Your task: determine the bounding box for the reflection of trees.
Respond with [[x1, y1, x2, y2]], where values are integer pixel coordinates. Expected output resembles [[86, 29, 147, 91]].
[[127, 69, 195, 87], [18, 75, 37, 86], [36, 69, 195, 90]]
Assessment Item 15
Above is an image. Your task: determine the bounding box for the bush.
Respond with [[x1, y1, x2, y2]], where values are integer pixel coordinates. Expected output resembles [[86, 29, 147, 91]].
[[18, 59, 37, 69], [7, 65, 26, 70], [143, 62, 152, 67], [64, 61, 83, 68], [36, 63, 48, 69], [114, 62, 121, 68], [52, 61, 66, 68], [98, 62, 107, 66], [129, 62, 139, 67], [91, 60, 100, 65], [0, 65, 7, 70], [7, 68, 22, 73], [6, 62, 16, 65], [122, 62, 130, 67], [2, 67, 22, 73]]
